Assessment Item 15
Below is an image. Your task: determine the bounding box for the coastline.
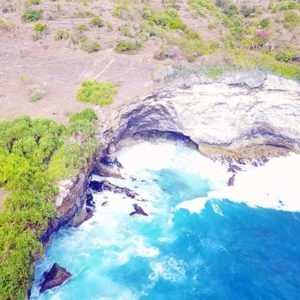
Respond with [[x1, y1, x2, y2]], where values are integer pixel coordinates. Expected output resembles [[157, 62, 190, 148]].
[[35, 71, 300, 296]]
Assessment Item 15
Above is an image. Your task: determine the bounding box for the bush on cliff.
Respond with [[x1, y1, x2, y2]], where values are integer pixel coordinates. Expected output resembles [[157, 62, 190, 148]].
[[0, 109, 98, 299]]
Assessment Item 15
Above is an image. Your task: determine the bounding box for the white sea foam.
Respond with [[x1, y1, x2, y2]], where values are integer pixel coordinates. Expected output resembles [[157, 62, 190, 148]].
[[178, 153, 300, 213], [149, 256, 186, 282], [118, 141, 228, 189], [177, 196, 208, 213]]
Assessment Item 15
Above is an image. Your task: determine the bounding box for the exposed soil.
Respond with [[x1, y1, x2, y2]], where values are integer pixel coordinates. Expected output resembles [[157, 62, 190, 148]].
[[0, 0, 299, 124], [0, 0, 165, 123]]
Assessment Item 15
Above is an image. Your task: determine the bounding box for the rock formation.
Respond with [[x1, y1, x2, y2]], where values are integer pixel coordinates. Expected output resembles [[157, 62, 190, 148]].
[[40, 263, 71, 293], [99, 71, 300, 160]]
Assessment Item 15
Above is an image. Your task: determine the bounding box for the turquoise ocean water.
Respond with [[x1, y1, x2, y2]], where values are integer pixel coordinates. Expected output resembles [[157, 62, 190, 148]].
[[31, 141, 300, 300]]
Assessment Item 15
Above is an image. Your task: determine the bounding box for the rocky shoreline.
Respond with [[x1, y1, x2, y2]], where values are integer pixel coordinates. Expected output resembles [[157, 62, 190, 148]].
[[43, 70, 300, 252], [37, 71, 300, 294]]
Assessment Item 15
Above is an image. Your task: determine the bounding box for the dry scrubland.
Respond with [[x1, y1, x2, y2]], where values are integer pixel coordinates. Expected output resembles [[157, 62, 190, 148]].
[[0, 0, 299, 123]]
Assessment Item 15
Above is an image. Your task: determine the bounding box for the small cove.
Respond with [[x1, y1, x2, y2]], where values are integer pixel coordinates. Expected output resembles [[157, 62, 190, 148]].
[[31, 141, 300, 300]]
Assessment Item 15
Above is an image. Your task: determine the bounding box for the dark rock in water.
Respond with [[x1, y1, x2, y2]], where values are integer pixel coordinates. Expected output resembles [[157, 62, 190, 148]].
[[101, 201, 108, 207], [86, 193, 95, 208], [130, 204, 148, 216], [40, 263, 71, 293], [93, 157, 122, 178], [227, 175, 235, 186], [228, 164, 242, 173], [100, 156, 123, 168], [89, 180, 138, 199], [85, 207, 94, 219]]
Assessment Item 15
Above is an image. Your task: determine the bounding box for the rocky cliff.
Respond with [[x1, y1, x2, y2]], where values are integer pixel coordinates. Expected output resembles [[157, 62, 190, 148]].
[[99, 71, 300, 160], [41, 170, 92, 244], [49, 71, 300, 241]]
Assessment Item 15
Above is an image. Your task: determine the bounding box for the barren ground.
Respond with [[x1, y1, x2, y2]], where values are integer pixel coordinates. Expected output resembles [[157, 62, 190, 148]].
[[0, 0, 299, 123]]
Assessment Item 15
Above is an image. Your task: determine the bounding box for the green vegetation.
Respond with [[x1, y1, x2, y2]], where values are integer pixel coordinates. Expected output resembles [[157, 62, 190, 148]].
[[140, 5, 212, 61], [32, 23, 47, 40], [282, 10, 300, 29], [90, 16, 104, 28], [115, 38, 143, 52], [54, 29, 70, 40], [113, 5, 131, 20], [76, 80, 118, 106], [76, 23, 88, 32], [231, 50, 300, 80], [0, 109, 98, 299], [30, 0, 41, 4], [275, 50, 295, 62], [47, 109, 98, 181], [188, 0, 300, 79], [28, 87, 46, 101], [22, 9, 43, 23], [80, 39, 101, 53], [118, 23, 137, 37], [240, 5, 256, 18], [259, 18, 270, 29], [271, 0, 298, 12]]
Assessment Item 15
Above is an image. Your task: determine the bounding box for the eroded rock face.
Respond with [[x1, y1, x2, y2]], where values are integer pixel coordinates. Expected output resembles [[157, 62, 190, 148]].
[[99, 72, 300, 158], [41, 170, 92, 244], [40, 263, 71, 293], [90, 180, 138, 199]]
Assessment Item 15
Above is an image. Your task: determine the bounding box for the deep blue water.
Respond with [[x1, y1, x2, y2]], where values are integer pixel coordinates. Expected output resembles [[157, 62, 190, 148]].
[[31, 143, 300, 300]]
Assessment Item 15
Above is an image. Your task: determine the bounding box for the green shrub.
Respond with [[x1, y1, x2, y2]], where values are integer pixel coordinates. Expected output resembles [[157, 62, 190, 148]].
[[115, 38, 143, 52], [69, 108, 97, 123], [271, 0, 297, 12], [240, 5, 256, 17], [282, 10, 300, 30], [32, 23, 47, 41], [259, 18, 270, 28], [28, 87, 46, 101], [224, 4, 238, 17], [189, 0, 218, 15], [80, 39, 101, 53], [76, 80, 118, 105], [30, 0, 41, 4], [169, 28, 211, 62], [34, 23, 47, 32], [22, 9, 43, 22], [113, 5, 130, 20], [90, 16, 104, 28], [144, 9, 186, 31], [275, 51, 294, 62], [118, 23, 137, 37], [54, 29, 70, 40], [76, 23, 88, 32]]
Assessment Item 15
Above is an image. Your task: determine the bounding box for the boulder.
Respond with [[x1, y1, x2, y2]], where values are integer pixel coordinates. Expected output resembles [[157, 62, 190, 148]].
[[227, 175, 235, 186], [40, 263, 71, 293], [228, 164, 242, 173], [129, 204, 148, 216]]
